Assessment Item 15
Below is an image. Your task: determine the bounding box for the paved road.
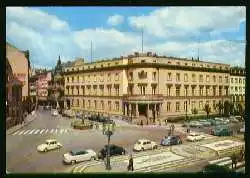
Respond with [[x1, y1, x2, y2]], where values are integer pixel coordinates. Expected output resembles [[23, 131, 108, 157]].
[[6, 108, 178, 173]]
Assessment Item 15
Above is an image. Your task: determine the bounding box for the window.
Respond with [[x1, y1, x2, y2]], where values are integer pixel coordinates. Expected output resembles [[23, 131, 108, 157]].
[[184, 73, 188, 82], [94, 100, 97, 109], [115, 85, 120, 96], [88, 100, 91, 108], [206, 87, 209, 96], [184, 86, 188, 96], [177, 62, 180, 65], [107, 85, 112, 96], [115, 101, 119, 111], [176, 73, 180, 82], [108, 73, 111, 82], [219, 87, 222, 96], [185, 63, 188, 66], [219, 76, 222, 83], [77, 76, 79, 82], [213, 86, 216, 96], [152, 85, 156, 95], [184, 101, 187, 111], [152, 72, 157, 81], [94, 75, 97, 82], [213, 100, 216, 109], [192, 63, 195, 66], [176, 102, 180, 112], [192, 86, 195, 96], [231, 78, 234, 83], [115, 73, 119, 81], [176, 86, 180, 96], [192, 74, 196, 82], [108, 101, 111, 110], [225, 76, 229, 83], [82, 100, 85, 108], [167, 73, 172, 81], [167, 85, 171, 96], [76, 99, 79, 106], [93, 85, 97, 95], [199, 86, 203, 96], [235, 87, 238, 92], [67, 77, 69, 83], [77, 86, 79, 95], [199, 75, 203, 82], [191, 101, 195, 110], [167, 102, 171, 112], [129, 72, 133, 81], [128, 85, 133, 95], [101, 101, 104, 110], [213, 75, 216, 83], [239, 79, 242, 84]]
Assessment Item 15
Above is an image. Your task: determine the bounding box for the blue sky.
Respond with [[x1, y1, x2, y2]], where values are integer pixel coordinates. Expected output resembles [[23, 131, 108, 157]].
[[6, 7, 246, 68]]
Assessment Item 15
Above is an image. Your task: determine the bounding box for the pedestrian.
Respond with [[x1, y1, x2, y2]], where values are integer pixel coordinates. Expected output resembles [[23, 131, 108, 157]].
[[231, 153, 237, 170], [127, 154, 134, 172], [140, 120, 143, 127], [165, 119, 168, 126], [171, 124, 175, 135]]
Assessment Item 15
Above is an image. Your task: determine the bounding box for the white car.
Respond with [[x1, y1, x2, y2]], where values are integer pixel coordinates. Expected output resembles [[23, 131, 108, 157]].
[[51, 109, 59, 116], [63, 149, 97, 164], [189, 121, 203, 128], [37, 139, 62, 152], [133, 139, 158, 151], [186, 132, 205, 142]]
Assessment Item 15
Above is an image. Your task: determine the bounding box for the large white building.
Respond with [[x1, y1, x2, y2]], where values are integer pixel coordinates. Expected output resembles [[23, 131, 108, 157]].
[[229, 67, 245, 105]]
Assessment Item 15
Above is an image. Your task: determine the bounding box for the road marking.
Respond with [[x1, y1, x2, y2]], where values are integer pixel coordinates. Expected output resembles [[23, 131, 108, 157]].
[[39, 129, 45, 134], [54, 129, 58, 134], [45, 129, 49, 134], [12, 131, 20, 135], [18, 130, 25, 135], [60, 129, 64, 134], [28, 129, 36, 134], [50, 129, 54, 133], [23, 130, 31, 135], [34, 129, 40, 134]]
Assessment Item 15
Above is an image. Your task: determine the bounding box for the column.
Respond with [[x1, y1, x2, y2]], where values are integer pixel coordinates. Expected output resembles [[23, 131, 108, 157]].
[[124, 103, 127, 116], [147, 104, 149, 119], [136, 104, 139, 117], [159, 103, 162, 117]]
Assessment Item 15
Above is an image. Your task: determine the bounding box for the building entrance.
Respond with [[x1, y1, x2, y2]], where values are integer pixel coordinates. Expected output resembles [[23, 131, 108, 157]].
[[138, 104, 146, 116]]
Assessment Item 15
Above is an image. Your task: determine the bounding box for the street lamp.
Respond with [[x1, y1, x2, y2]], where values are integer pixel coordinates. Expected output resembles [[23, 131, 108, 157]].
[[102, 117, 115, 170]]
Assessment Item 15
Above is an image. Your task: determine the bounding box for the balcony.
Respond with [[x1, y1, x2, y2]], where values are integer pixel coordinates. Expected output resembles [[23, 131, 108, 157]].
[[123, 94, 164, 102]]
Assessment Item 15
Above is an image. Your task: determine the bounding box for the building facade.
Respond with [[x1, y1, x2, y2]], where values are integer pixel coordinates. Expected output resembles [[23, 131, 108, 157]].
[[48, 56, 65, 110], [37, 71, 52, 105], [63, 52, 231, 124], [229, 67, 245, 105], [6, 58, 23, 129], [6, 42, 30, 101]]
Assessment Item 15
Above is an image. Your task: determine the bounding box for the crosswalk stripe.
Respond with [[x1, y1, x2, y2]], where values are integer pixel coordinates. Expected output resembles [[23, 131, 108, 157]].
[[18, 130, 25, 135], [55, 129, 58, 134], [23, 130, 31, 135], [50, 129, 54, 133], [39, 129, 45, 134], [34, 129, 40, 134], [60, 129, 64, 134], [28, 129, 36, 134], [12, 130, 20, 135], [45, 129, 49, 134]]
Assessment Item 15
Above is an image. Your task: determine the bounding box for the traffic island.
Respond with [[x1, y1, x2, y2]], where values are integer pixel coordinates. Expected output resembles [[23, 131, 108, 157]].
[[71, 120, 93, 130]]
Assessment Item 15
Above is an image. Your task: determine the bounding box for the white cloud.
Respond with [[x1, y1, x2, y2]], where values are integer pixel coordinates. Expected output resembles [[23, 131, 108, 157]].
[[128, 7, 246, 38], [6, 7, 245, 68], [107, 14, 124, 26]]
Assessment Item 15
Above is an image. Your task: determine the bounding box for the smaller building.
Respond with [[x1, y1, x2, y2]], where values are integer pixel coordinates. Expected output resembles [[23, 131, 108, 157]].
[[229, 67, 245, 105], [37, 71, 52, 105]]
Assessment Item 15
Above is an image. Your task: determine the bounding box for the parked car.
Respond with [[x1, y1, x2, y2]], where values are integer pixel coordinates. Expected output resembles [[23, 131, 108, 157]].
[[63, 149, 97, 164], [229, 116, 240, 123], [37, 139, 62, 152], [206, 119, 216, 126], [133, 139, 158, 151], [98, 145, 126, 159], [198, 120, 212, 127], [51, 109, 59, 116], [189, 121, 203, 128], [63, 109, 75, 118], [161, 135, 182, 146], [44, 105, 51, 110], [186, 132, 205, 142], [211, 126, 233, 136]]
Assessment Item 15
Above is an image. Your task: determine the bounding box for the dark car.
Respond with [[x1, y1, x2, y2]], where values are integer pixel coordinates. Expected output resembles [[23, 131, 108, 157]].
[[98, 144, 126, 159], [160, 135, 182, 146]]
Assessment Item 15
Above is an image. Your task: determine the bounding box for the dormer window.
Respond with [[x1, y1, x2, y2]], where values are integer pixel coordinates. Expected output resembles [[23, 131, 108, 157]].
[[101, 64, 103, 67]]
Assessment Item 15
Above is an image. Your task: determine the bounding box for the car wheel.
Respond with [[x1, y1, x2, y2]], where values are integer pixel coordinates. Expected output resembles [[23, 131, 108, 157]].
[[153, 145, 158, 150], [141, 147, 144, 151], [90, 157, 95, 161], [44, 148, 48, 152], [71, 160, 76, 165]]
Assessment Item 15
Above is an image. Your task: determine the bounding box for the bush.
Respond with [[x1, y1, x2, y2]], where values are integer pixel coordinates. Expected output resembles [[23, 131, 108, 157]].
[[71, 120, 93, 130]]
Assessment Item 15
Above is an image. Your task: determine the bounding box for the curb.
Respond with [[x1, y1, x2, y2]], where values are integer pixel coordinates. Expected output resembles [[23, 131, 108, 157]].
[[6, 113, 37, 135]]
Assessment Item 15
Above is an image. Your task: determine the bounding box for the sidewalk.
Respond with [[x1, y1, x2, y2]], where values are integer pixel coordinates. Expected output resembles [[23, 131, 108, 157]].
[[83, 161, 128, 173], [6, 111, 37, 135]]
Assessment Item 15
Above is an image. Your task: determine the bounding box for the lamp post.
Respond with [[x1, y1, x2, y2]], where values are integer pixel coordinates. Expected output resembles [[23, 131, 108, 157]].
[[102, 117, 115, 170]]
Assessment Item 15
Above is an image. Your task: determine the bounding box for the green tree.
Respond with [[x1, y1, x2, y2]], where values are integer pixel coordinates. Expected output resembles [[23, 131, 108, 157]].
[[204, 104, 211, 118], [191, 108, 198, 117], [237, 103, 245, 120], [229, 102, 235, 116], [223, 101, 230, 117]]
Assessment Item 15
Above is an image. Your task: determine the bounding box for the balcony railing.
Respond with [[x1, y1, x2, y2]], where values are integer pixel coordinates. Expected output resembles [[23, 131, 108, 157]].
[[123, 94, 164, 101]]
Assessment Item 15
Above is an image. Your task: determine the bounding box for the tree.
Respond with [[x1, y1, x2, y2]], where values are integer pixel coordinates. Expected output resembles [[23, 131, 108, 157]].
[[223, 101, 230, 117], [216, 101, 224, 116], [237, 103, 245, 120], [229, 102, 235, 116], [204, 104, 211, 118], [191, 108, 198, 117]]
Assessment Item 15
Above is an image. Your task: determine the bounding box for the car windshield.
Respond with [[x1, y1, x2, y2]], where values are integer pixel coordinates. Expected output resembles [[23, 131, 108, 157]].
[[136, 141, 141, 145]]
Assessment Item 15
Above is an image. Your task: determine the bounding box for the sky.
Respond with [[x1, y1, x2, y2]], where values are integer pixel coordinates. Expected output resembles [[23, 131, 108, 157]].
[[6, 6, 246, 69]]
